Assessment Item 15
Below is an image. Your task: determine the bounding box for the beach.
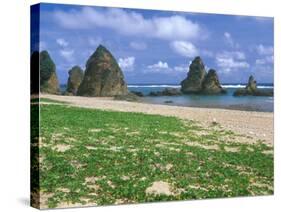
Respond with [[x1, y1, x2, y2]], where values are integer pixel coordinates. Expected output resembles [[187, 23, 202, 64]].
[[41, 94, 273, 145]]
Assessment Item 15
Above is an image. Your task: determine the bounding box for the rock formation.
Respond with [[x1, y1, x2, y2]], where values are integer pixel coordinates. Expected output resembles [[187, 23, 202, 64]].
[[40, 51, 60, 94], [245, 75, 257, 92], [77, 45, 128, 97], [233, 75, 273, 96], [181, 57, 225, 94], [65, 66, 84, 95], [202, 69, 226, 94], [181, 56, 207, 94], [148, 88, 182, 96]]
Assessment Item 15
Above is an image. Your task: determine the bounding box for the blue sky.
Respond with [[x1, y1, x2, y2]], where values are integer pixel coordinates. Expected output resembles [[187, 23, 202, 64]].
[[35, 3, 274, 84]]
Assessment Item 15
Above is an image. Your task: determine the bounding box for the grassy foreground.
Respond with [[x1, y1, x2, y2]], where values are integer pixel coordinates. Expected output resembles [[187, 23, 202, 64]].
[[35, 102, 273, 208]]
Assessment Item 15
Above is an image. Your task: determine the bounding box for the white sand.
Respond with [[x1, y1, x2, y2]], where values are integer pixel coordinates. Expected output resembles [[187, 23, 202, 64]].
[[40, 94, 274, 145]]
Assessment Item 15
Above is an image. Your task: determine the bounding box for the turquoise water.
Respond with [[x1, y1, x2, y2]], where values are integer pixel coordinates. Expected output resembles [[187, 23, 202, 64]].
[[128, 84, 274, 112]]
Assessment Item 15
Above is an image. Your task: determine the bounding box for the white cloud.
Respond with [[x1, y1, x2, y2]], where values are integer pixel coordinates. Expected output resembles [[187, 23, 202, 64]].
[[170, 41, 199, 58], [224, 32, 239, 48], [54, 7, 202, 41], [118, 56, 135, 71], [173, 65, 188, 72], [56, 38, 68, 47], [130, 41, 147, 50], [217, 51, 246, 60], [256, 44, 273, 55], [216, 51, 249, 72], [255, 55, 274, 65], [147, 61, 169, 70], [60, 49, 74, 61]]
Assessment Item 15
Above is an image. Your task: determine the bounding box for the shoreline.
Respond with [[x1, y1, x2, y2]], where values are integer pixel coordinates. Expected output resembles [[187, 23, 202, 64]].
[[141, 97, 274, 113], [40, 94, 274, 145]]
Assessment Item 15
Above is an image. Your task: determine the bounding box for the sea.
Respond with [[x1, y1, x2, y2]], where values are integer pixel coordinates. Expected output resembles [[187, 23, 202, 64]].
[[60, 83, 274, 112], [128, 84, 274, 112]]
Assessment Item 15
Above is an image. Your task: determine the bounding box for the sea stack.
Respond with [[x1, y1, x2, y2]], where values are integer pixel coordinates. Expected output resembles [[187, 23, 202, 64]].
[[181, 56, 207, 94], [77, 45, 128, 97], [202, 69, 226, 94], [40, 51, 60, 94], [181, 57, 225, 94], [65, 66, 84, 95], [233, 75, 273, 96]]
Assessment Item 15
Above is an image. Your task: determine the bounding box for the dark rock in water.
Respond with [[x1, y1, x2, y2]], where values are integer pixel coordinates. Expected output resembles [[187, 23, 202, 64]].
[[77, 45, 128, 97], [131, 91, 144, 97], [164, 100, 173, 104], [181, 56, 207, 94], [148, 88, 182, 96], [65, 66, 84, 95], [114, 92, 140, 102], [233, 75, 273, 97], [40, 51, 60, 94], [202, 69, 226, 94], [246, 75, 257, 92]]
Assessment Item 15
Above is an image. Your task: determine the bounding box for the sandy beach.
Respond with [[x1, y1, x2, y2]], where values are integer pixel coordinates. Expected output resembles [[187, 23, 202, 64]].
[[41, 94, 274, 145]]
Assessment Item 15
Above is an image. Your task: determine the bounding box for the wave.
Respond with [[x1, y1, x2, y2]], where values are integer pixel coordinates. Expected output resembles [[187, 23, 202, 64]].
[[128, 84, 273, 89], [128, 85, 181, 88]]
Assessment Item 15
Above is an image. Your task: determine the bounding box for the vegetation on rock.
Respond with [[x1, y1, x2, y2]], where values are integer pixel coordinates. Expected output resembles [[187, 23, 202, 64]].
[[40, 51, 60, 94], [77, 45, 128, 97]]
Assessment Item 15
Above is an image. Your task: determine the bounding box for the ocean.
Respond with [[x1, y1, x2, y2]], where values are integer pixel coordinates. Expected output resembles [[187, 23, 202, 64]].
[[128, 84, 274, 112], [59, 84, 274, 112]]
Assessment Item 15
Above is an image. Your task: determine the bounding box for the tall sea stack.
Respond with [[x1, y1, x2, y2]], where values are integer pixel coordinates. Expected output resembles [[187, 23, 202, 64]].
[[181, 56, 225, 94], [181, 56, 206, 94], [77, 45, 128, 97], [39, 51, 60, 94]]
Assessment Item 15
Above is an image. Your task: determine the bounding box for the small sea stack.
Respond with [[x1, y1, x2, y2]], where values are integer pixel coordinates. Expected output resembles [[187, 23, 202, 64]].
[[39, 50, 60, 94], [202, 69, 226, 94], [65, 66, 84, 95], [233, 75, 273, 96], [77, 45, 128, 97]]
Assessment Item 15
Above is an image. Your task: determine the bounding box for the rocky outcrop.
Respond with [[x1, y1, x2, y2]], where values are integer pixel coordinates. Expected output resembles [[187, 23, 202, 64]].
[[65, 66, 84, 95], [40, 51, 60, 94], [77, 45, 128, 97], [181, 56, 207, 94], [233, 75, 273, 96], [181, 57, 225, 95], [148, 88, 182, 96], [202, 69, 226, 94]]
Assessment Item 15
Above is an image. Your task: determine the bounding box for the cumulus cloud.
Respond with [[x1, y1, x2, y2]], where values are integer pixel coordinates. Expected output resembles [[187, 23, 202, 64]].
[[216, 51, 249, 72], [54, 7, 201, 41], [60, 49, 74, 61], [170, 41, 199, 58], [256, 44, 273, 55], [147, 61, 169, 70], [255, 55, 274, 65], [118, 56, 135, 72], [56, 38, 69, 47], [130, 41, 147, 50]]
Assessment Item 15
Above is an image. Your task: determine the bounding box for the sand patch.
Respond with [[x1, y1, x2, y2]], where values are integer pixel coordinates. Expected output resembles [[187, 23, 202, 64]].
[[88, 128, 102, 133], [53, 144, 72, 152], [185, 141, 219, 150], [224, 146, 240, 152], [145, 181, 173, 196]]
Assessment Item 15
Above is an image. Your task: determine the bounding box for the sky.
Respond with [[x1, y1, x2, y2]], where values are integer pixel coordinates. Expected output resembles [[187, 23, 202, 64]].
[[34, 3, 274, 84]]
